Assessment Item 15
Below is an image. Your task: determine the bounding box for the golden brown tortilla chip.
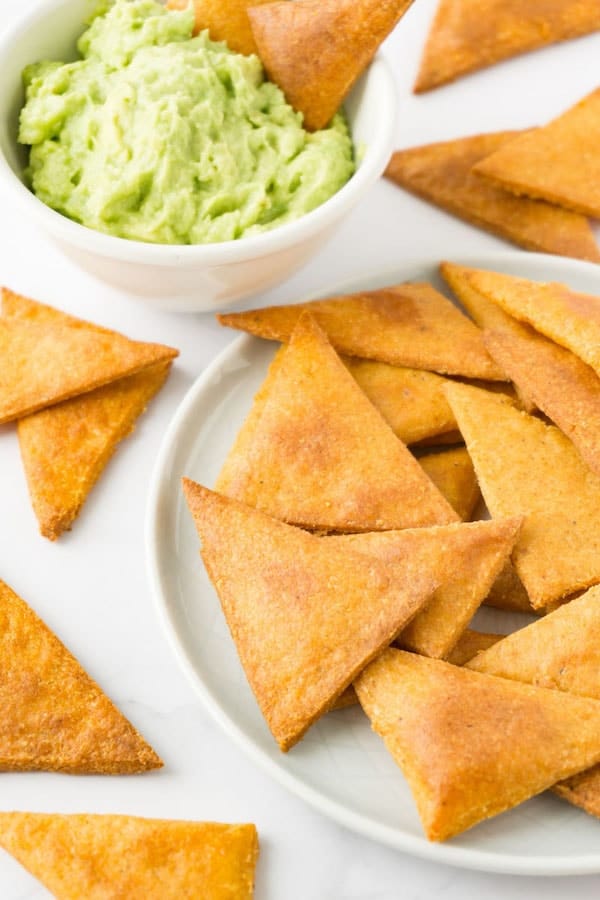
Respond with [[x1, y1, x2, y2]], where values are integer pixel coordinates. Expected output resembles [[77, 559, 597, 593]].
[[0, 813, 258, 900], [445, 266, 600, 377], [484, 561, 538, 614], [445, 381, 600, 608], [414, 0, 600, 92], [183, 480, 441, 751], [412, 429, 464, 448], [474, 88, 600, 218], [343, 358, 458, 445], [384, 135, 600, 262], [440, 261, 538, 411], [18, 364, 171, 541], [219, 283, 505, 380], [0, 289, 177, 424], [248, 0, 414, 131], [416, 446, 481, 520], [467, 585, 600, 818], [484, 327, 600, 478], [355, 648, 600, 841], [167, 0, 272, 54], [217, 314, 458, 532], [332, 517, 520, 659], [332, 628, 503, 710], [0, 579, 161, 773]]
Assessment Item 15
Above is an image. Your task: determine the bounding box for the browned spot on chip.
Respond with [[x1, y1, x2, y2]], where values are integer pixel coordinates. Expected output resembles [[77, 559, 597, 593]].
[[248, 0, 414, 130], [0, 813, 258, 899], [219, 283, 505, 379], [355, 648, 600, 841], [217, 313, 459, 532], [445, 381, 600, 608], [183, 481, 441, 750], [0, 580, 162, 774], [384, 136, 600, 262], [474, 88, 600, 218], [414, 0, 600, 93]]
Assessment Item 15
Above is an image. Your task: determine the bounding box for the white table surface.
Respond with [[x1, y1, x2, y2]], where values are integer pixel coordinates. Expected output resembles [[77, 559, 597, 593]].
[[1, 2, 600, 897]]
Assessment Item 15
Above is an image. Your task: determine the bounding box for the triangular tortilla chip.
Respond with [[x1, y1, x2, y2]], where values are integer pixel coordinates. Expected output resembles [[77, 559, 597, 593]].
[[440, 261, 538, 411], [18, 364, 171, 541], [446, 266, 600, 376], [183, 480, 441, 750], [383, 135, 600, 262], [0, 579, 161, 773], [484, 327, 600, 478], [445, 381, 600, 608], [484, 561, 537, 614], [343, 358, 457, 445], [412, 429, 463, 447], [331, 517, 520, 658], [467, 585, 600, 818], [167, 0, 273, 55], [332, 628, 502, 710], [248, 0, 414, 131], [416, 446, 481, 521], [0, 813, 258, 899], [217, 314, 458, 532], [355, 648, 600, 841], [414, 0, 600, 92], [219, 283, 505, 380], [474, 88, 600, 218], [0, 289, 177, 424]]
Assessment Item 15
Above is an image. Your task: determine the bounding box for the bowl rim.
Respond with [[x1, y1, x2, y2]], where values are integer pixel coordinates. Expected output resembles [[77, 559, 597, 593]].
[[0, 0, 397, 266]]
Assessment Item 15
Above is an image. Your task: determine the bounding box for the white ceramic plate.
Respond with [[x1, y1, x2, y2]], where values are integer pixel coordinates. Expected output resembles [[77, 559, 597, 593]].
[[146, 252, 600, 875]]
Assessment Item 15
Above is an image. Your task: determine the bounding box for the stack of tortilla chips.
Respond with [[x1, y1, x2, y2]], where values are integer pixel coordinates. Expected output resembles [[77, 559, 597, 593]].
[[384, 86, 600, 262], [0, 288, 178, 540], [183, 266, 600, 843]]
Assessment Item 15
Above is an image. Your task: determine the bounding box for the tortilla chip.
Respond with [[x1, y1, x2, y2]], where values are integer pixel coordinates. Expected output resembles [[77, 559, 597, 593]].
[[412, 429, 464, 448], [445, 381, 600, 608], [332, 629, 503, 710], [217, 314, 458, 532], [484, 327, 600, 478], [18, 363, 171, 541], [474, 88, 600, 218], [484, 561, 538, 614], [167, 0, 272, 55], [445, 266, 600, 377], [440, 261, 538, 411], [248, 0, 414, 131], [414, 0, 600, 92], [0, 813, 258, 899], [183, 480, 441, 750], [384, 135, 600, 262], [0, 289, 177, 425], [417, 446, 481, 521], [332, 517, 520, 659], [0, 579, 161, 773], [342, 358, 457, 445], [219, 283, 505, 380], [355, 648, 600, 841]]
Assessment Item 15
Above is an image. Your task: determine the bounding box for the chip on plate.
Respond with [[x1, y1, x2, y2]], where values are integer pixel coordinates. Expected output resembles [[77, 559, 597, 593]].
[[474, 88, 600, 218], [0, 579, 161, 773], [414, 0, 600, 92], [384, 135, 600, 262], [355, 648, 600, 841], [445, 381, 600, 608], [248, 0, 414, 130], [0, 813, 258, 900], [183, 480, 441, 750]]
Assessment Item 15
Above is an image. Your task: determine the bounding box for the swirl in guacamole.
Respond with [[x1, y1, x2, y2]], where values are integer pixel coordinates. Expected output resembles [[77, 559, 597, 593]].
[[18, 0, 355, 244]]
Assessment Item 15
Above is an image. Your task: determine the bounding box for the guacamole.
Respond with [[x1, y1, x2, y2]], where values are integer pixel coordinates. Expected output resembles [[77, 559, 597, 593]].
[[18, 0, 355, 244]]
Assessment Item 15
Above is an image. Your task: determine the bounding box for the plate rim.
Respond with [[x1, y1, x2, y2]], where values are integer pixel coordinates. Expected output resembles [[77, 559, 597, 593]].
[[145, 250, 600, 876]]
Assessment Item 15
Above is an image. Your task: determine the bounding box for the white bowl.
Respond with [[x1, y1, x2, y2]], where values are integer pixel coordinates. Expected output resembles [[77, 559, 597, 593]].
[[0, 0, 397, 312]]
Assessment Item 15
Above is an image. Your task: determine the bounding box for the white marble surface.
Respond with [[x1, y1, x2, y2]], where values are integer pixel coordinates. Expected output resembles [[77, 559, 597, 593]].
[[0, 1, 599, 897]]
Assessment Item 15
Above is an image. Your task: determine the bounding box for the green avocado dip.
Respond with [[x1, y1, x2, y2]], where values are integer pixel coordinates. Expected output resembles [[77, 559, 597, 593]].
[[18, 0, 355, 244]]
